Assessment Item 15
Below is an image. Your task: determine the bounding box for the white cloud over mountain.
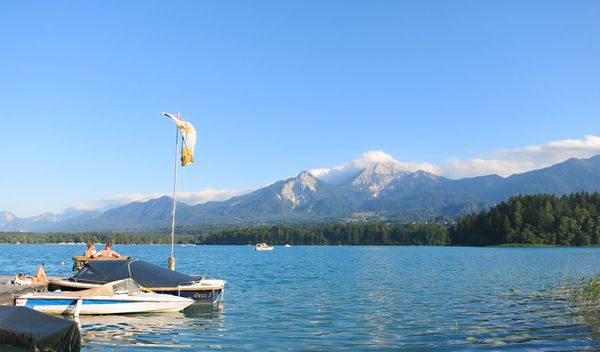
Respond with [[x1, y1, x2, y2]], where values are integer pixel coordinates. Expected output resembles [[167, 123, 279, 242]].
[[69, 188, 250, 212], [311, 135, 600, 180], [310, 151, 442, 185]]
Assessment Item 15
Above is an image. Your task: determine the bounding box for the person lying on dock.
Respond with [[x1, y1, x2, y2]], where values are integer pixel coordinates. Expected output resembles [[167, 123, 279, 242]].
[[14, 265, 47, 285], [83, 241, 97, 257], [14, 273, 32, 285], [92, 242, 122, 258]]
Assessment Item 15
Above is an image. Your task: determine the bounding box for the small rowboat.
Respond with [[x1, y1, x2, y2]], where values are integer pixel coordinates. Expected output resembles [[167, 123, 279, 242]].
[[15, 279, 194, 316]]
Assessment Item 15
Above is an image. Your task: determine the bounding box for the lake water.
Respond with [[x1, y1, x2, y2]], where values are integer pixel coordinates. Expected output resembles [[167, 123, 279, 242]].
[[2, 244, 600, 350]]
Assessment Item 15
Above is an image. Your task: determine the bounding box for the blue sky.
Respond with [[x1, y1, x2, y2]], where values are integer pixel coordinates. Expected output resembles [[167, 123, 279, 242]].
[[1, 1, 599, 217]]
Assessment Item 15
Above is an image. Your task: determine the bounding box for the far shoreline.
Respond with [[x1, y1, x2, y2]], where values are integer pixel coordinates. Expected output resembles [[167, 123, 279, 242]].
[[2, 242, 600, 248]]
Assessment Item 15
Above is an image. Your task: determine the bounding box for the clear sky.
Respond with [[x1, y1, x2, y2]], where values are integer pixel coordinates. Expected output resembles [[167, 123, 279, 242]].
[[1, 1, 599, 217]]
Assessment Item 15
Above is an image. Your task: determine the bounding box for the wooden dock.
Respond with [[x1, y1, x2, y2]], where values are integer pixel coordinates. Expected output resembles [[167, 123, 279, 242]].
[[0, 276, 55, 305]]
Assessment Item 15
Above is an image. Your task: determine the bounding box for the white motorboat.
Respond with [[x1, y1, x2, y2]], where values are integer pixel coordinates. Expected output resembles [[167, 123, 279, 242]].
[[15, 279, 194, 316], [284, 244, 291, 248], [49, 259, 225, 304], [255, 243, 274, 251]]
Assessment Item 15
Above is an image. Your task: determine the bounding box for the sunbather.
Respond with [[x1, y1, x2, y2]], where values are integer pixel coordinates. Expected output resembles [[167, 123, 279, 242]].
[[14, 265, 47, 285]]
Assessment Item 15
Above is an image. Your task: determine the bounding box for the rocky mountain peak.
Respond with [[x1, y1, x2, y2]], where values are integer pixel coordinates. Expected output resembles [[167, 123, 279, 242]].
[[277, 171, 319, 208], [351, 163, 409, 196], [296, 171, 317, 191]]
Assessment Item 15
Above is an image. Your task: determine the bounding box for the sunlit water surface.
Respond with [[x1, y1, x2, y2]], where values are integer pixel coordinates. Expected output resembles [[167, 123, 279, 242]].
[[2, 244, 600, 350]]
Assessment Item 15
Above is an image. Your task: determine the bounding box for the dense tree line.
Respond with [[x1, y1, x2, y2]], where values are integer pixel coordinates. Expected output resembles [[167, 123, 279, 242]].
[[0, 223, 449, 246], [0, 232, 196, 244], [451, 192, 600, 246], [197, 223, 449, 246]]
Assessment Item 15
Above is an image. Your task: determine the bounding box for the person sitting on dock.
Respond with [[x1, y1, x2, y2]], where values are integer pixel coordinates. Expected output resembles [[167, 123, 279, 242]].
[[93, 242, 122, 258], [83, 241, 97, 257]]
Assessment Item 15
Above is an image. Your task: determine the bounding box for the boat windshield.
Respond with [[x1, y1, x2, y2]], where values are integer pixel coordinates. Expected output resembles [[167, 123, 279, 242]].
[[111, 279, 144, 295]]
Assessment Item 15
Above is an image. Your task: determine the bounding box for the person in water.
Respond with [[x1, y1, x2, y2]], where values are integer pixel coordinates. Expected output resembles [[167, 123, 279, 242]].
[[14, 264, 47, 285], [93, 242, 122, 258], [83, 241, 97, 257]]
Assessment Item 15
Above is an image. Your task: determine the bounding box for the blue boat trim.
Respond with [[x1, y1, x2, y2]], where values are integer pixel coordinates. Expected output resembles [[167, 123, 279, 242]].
[[25, 299, 133, 308]]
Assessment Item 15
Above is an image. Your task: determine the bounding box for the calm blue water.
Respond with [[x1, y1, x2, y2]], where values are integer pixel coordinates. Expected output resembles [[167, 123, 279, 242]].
[[2, 244, 600, 350]]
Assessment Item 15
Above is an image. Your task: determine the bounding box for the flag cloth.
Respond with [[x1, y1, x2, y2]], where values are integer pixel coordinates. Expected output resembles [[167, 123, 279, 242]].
[[162, 112, 197, 166]]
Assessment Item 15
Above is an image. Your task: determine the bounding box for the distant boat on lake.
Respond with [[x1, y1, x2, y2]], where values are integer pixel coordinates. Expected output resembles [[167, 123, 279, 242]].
[[255, 243, 274, 251]]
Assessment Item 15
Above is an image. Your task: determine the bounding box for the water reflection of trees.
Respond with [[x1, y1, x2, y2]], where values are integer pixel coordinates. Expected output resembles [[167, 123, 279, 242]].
[[71, 304, 225, 349]]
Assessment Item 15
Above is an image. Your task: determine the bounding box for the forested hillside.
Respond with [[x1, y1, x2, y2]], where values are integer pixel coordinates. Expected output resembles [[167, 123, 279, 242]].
[[451, 192, 600, 246]]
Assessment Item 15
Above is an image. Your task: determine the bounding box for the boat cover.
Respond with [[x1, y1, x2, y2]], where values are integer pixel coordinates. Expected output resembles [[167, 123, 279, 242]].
[[71, 259, 199, 288], [51, 281, 114, 297], [0, 306, 81, 351]]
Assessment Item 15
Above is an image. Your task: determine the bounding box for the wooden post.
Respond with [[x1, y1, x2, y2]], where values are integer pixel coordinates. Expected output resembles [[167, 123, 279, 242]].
[[168, 256, 176, 271]]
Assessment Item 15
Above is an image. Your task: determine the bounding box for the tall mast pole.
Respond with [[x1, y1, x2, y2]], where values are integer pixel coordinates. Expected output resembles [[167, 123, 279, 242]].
[[168, 117, 180, 271]]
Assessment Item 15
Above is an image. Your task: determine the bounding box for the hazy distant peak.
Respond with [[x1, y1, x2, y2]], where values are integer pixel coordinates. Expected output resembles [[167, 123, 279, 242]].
[[0, 211, 15, 226], [32, 213, 61, 223], [1, 211, 15, 221], [412, 169, 440, 179]]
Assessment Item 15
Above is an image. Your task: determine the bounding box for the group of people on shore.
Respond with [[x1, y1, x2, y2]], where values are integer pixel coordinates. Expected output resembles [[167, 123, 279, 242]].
[[13, 242, 123, 286]]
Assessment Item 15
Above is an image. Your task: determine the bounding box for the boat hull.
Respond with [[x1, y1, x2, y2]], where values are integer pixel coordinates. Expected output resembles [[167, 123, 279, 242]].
[[255, 243, 274, 250], [15, 294, 193, 315], [154, 287, 224, 304]]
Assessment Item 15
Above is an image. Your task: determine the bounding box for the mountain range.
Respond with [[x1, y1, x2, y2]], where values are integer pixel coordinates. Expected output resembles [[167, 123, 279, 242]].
[[4, 155, 600, 232]]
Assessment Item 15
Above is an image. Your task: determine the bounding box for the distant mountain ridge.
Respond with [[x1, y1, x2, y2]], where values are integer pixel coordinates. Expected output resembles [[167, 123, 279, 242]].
[[4, 155, 600, 232]]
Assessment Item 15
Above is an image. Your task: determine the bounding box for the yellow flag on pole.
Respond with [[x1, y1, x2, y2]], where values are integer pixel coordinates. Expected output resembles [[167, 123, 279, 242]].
[[162, 112, 197, 166]]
